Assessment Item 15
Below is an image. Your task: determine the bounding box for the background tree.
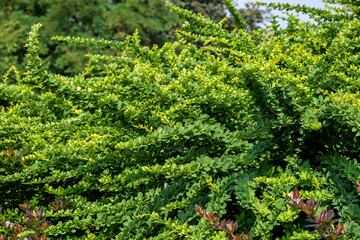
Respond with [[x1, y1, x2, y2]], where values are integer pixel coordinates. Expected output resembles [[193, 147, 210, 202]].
[[0, 0, 270, 76], [0, 0, 180, 75]]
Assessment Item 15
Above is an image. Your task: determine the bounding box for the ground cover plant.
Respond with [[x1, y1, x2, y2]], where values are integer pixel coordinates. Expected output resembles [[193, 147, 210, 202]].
[[1, 0, 360, 239]]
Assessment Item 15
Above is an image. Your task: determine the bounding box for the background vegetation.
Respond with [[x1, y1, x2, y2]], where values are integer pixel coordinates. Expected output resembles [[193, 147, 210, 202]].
[[1, 0, 360, 239], [0, 0, 269, 76]]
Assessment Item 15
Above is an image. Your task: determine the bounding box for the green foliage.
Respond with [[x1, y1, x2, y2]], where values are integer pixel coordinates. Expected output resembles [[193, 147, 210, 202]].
[[1, 0, 360, 239], [0, 13, 23, 78], [0, 0, 180, 76], [172, 0, 270, 32], [0, 0, 269, 77], [223, 0, 247, 29]]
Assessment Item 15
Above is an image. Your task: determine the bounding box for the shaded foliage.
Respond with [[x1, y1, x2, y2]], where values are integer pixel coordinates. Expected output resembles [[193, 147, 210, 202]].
[[0, 0, 270, 76]]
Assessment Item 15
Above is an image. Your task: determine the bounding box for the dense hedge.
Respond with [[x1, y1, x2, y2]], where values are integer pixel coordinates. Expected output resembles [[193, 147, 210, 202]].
[[1, 0, 360, 239]]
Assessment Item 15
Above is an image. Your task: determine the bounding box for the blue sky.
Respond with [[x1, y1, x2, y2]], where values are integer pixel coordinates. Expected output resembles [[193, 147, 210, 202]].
[[234, 0, 343, 27], [236, 0, 331, 9]]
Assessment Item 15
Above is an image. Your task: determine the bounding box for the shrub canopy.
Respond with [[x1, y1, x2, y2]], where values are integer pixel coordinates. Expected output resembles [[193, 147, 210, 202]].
[[1, 0, 360, 239]]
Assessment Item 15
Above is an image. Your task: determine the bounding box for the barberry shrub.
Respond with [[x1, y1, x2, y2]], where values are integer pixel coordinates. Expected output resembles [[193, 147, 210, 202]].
[[1, 0, 360, 239]]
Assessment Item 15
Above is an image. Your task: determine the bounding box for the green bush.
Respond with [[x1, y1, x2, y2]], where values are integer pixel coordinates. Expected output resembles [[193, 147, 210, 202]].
[[1, 0, 360, 239]]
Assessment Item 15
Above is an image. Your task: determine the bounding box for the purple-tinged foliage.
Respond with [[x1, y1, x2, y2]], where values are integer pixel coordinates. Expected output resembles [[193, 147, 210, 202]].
[[49, 197, 67, 211], [286, 189, 320, 216], [0, 203, 50, 240], [194, 204, 251, 240], [322, 223, 350, 240], [1, 221, 26, 240], [232, 232, 252, 240], [2, 147, 26, 162], [285, 189, 302, 209], [25, 208, 46, 227], [19, 202, 34, 211], [219, 220, 238, 234], [286, 189, 349, 240], [2, 147, 14, 157], [302, 198, 320, 216], [306, 210, 338, 235], [306, 209, 336, 226]]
